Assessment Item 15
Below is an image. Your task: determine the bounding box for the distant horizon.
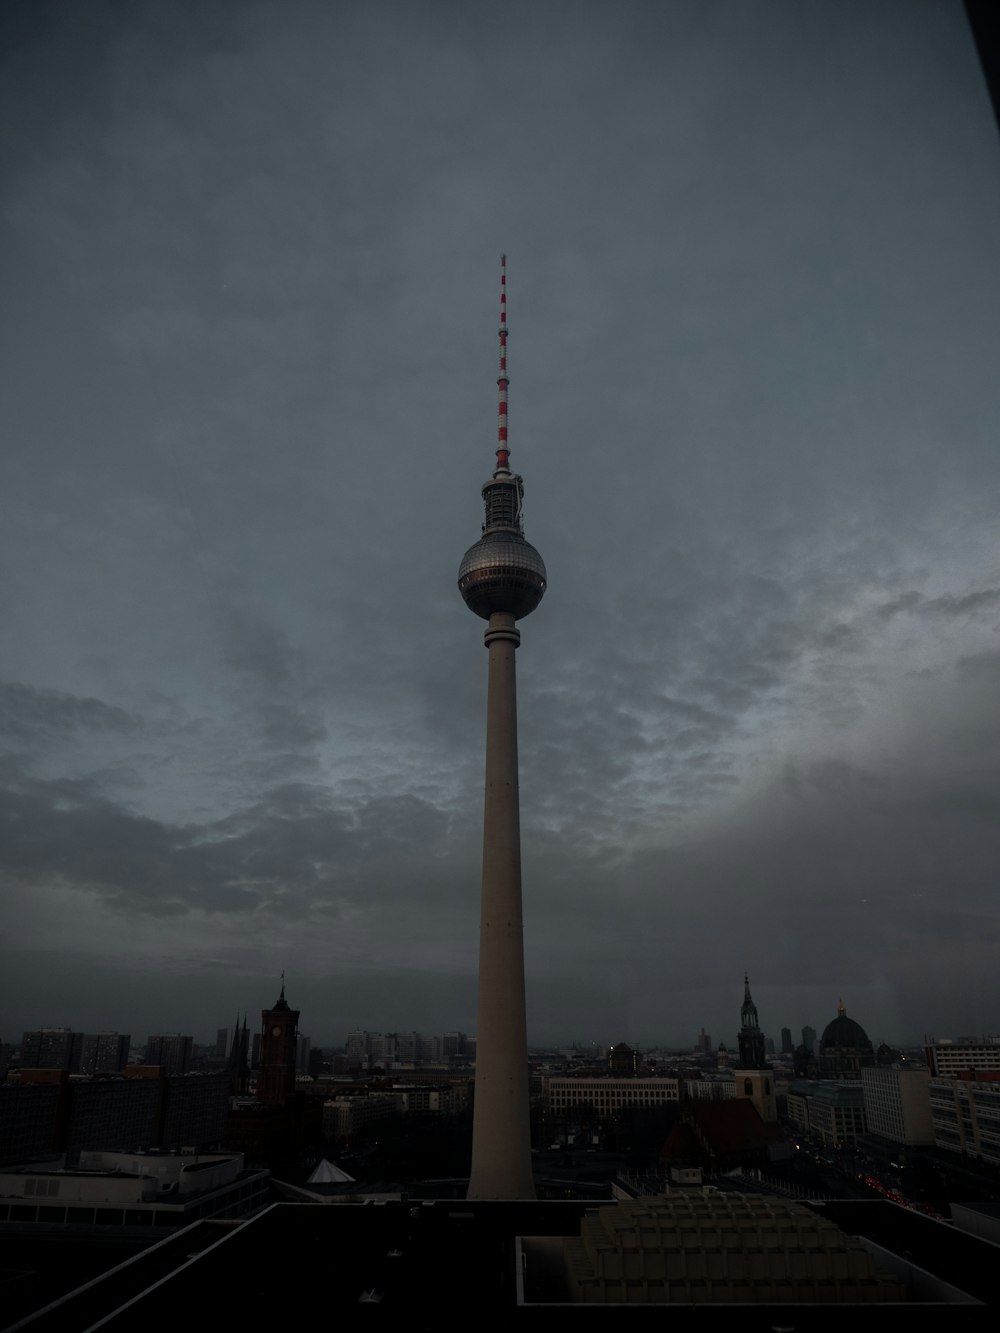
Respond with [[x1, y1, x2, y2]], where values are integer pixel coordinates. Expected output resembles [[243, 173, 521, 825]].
[[10, 1009, 994, 1057]]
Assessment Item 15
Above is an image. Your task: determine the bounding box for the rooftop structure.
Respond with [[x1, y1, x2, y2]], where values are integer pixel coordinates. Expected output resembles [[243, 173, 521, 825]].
[[556, 1194, 907, 1305], [0, 1149, 268, 1231]]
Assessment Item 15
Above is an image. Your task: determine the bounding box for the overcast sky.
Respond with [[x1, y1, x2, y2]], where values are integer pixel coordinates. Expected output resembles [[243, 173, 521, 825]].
[[2, 0, 998, 1050]]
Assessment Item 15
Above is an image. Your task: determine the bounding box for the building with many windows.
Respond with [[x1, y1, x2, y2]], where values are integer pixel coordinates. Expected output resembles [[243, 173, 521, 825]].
[[19, 1029, 84, 1071], [545, 1077, 680, 1118], [79, 1032, 130, 1076], [322, 1094, 400, 1140], [144, 1034, 192, 1076], [786, 1081, 866, 1146], [925, 1038, 1000, 1078], [929, 1072, 1000, 1167], [860, 1067, 933, 1146]]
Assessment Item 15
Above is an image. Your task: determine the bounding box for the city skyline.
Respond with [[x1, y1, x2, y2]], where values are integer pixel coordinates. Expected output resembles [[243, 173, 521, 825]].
[[2, 1, 1000, 1048]]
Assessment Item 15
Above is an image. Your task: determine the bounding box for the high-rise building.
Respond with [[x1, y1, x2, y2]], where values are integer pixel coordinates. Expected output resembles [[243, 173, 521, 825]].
[[861, 1066, 933, 1146], [458, 257, 546, 1200], [257, 980, 299, 1106], [144, 1034, 193, 1076], [801, 1025, 817, 1054], [780, 1026, 794, 1055], [20, 1028, 83, 1071], [79, 1032, 130, 1076], [296, 1034, 311, 1073]]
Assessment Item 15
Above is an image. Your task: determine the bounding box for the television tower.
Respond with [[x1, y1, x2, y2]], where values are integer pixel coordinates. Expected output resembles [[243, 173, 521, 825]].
[[458, 256, 546, 1199]]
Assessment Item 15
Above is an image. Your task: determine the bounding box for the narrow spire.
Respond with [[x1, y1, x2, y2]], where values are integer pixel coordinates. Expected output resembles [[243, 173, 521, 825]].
[[496, 253, 510, 474]]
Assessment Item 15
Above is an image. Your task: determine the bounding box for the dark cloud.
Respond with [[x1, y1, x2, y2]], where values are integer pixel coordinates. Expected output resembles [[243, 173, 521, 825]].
[[1, 0, 998, 1045]]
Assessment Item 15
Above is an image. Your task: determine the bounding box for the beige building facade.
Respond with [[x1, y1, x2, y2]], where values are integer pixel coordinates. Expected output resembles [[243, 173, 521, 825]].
[[546, 1077, 680, 1118], [860, 1067, 933, 1145], [930, 1074, 1000, 1166]]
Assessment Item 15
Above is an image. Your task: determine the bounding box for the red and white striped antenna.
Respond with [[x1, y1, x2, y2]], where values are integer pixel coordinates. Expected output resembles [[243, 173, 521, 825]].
[[496, 253, 510, 474]]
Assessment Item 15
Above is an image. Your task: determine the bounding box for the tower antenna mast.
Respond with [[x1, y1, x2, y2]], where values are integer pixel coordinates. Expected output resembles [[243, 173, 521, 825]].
[[496, 252, 509, 474]]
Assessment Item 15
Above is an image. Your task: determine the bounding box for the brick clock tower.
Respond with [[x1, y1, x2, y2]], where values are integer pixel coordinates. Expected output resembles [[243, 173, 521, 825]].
[[256, 978, 299, 1106]]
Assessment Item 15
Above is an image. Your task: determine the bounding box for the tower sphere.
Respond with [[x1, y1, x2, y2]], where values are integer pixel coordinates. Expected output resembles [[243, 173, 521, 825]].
[[458, 529, 547, 620]]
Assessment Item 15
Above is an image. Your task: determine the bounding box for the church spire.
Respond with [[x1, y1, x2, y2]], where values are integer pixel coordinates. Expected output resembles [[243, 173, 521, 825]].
[[737, 973, 768, 1070]]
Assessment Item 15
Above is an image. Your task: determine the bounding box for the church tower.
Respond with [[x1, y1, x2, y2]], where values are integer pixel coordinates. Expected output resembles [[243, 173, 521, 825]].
[[737, 973, 768, 1070], [734, 973, 776, 1123], [226, 1011, 250, 1096], [257, 978, 299, 1106]]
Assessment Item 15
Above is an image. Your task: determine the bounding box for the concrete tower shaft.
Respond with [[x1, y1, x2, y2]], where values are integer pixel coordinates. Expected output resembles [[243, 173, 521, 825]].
[[460, 258, 543, 1200]]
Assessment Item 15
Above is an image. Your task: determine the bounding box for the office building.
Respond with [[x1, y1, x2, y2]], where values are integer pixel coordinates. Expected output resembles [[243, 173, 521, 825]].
[[144, 1034, 192, 1076], [930, 1072, 1000, 1166], [322, 1094, 399, 1140], [19, 1028, 83, 1071], [860, 1067, 933, 1146], [79, 1032, 130, 1076], [925, 1038, 1000, 1078], [787, 1081, 866, 1146], [545, 1076, 680, 1118]]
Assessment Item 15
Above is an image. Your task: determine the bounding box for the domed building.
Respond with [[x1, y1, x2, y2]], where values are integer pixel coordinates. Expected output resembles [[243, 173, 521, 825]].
[[819, 999, 874, 1079]]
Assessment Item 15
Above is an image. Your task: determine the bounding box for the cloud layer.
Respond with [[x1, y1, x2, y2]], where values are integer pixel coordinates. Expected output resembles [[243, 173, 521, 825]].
[[2, 0, 999, 1048]]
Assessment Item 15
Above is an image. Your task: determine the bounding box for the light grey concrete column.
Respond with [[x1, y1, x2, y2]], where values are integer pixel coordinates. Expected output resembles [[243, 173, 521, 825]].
[[467, 610, 535, 1199]]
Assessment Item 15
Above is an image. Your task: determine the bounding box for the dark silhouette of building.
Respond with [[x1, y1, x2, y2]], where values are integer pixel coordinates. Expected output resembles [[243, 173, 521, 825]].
[[256, 980, 298, 1106], [1, 1067, 229, 1160], [145, 1034, 192, 1076], [226, 1013, 250, 1096], [79, 1032, 130, 1076], [737, 975, 768, 1070], [781, 1026, 794, 1055], [20, 1028, 83, 1071], [819, 999, 875, 1080], [608, 1042, 640, 1074], [734, 975, 776, 1123], [661, 1099, 777, 1173]]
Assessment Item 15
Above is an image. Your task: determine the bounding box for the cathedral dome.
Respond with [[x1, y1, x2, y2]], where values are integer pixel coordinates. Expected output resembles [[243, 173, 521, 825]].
[[820, 1008, 872, 1052], [819, 1000, 874, 1079]]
